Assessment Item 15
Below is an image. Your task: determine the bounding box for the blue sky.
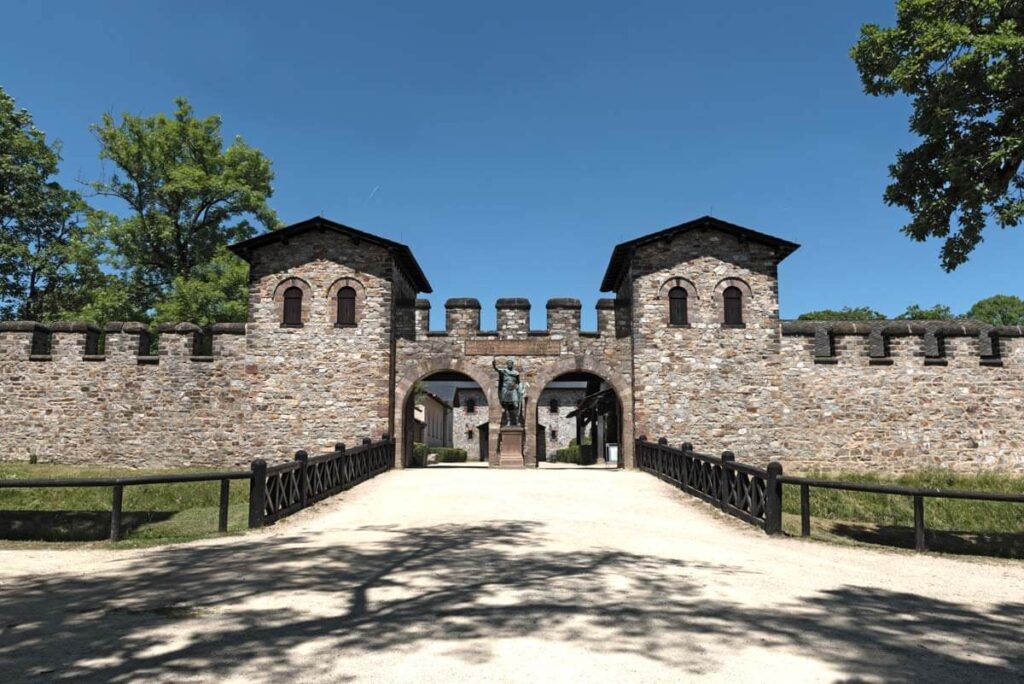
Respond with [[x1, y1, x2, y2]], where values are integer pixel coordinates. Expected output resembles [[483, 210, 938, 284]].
[[4, 0, 1022, 328]]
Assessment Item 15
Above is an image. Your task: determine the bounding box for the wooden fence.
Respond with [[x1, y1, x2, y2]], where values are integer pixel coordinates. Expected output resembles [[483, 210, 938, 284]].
[[636, 437, 1024, 552], [635, 437, 782, 533], [0, 437, 395, 542], [250, 438, 394, 527]]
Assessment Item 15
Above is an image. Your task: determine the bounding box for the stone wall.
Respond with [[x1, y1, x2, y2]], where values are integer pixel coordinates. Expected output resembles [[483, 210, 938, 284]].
[[771, 323, 1024, 473], [452, 387, 487, 459], [536, 387, 587, 452], [628, 228, 783, 461], [244, 230, 396, 460], [0, 321, 248, 468], [3, 217, 1023, 474], [393, 297, 635, 468]]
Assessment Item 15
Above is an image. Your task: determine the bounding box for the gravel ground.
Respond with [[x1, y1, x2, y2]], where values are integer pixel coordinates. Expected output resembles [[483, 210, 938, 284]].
[[0, 467, 1022, 683]]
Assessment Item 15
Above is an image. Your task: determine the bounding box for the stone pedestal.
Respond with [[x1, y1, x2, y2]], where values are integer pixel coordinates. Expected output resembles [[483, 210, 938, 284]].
[[498, 426, 525, 468]]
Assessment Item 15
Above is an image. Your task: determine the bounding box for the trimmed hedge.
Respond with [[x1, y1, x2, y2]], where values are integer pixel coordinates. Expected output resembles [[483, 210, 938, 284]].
[[412, 443, 469, 466], [552, 444, 583, 464]]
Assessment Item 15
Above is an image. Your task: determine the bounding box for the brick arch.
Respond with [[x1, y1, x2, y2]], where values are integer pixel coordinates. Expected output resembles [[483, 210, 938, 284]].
[[393, 358, 502, 468], [326, 277, 366, 326], [658, 276, 699, 325], [713, 277, 753, 325], [271, 276, 314, 325], [528, 356, 634, 468]]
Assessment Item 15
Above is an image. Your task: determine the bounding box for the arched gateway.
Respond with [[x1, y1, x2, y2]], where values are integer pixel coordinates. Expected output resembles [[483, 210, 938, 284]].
[[9, 213, 1023, 473]]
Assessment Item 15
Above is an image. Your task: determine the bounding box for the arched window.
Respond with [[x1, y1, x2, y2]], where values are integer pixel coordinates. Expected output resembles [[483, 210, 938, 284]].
[[549, 398, 559, 413], [668, 286, 688, 326], [282, 286, 303, 326], [723, 286, 743, 326], [337, 286, 356, 326], [466, 398, 476, 414]]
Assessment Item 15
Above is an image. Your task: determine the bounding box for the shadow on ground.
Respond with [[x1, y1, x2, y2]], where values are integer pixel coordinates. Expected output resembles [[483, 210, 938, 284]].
[[829, 522, 1024, 559], [0, 510, 175, 542], [0, 520, 1021, 682]]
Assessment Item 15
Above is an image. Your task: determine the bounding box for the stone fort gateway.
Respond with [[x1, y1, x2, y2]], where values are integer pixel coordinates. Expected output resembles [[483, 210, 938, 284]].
[[1, 215, 1022, 473]]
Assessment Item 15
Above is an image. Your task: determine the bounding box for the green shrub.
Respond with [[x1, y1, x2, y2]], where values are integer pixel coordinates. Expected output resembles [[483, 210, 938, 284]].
[[552, 444, 583, 464], [412, 443, 468, 465]]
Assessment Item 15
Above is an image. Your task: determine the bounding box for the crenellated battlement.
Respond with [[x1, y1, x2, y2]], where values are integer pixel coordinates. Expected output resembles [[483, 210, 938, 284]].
[[427, 298, 624, 338], [781, 320, 1022, 367], [0, 320, 248, 363]]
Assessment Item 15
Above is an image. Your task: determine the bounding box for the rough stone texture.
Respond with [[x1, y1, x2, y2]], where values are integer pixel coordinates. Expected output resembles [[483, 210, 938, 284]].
[[244, 230, 396, 460], [628, 228, 783, 461], [0, 325, 247, 468], [2, 218, 1023, 473], [536, 387, 587, 452], [451, 387, 488, 459]]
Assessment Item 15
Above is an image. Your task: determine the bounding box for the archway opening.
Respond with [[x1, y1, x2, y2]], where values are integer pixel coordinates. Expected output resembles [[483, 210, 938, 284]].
[[535, 372, 622, 469], [402, 370, 490, 467]]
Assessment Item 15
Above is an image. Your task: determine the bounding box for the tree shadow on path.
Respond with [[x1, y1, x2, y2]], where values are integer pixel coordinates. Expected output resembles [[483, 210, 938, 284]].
[[0, 520, 1020, 682]]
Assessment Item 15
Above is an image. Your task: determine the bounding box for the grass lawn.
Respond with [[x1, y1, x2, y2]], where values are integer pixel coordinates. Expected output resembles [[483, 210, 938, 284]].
[[780, 470, 1024, 559], [0, 463, 251, 547]]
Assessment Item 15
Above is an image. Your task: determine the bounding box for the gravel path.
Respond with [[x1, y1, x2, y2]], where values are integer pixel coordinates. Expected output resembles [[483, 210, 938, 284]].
[[1, 467, 1022, 683]]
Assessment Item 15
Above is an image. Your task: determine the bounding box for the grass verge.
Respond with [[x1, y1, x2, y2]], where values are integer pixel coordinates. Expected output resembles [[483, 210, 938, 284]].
[[781, 470, 1024, 559], [0, 463, 250, 547]]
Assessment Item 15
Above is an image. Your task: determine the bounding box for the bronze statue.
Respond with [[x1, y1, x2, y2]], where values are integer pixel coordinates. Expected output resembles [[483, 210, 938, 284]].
[[493, 358, 525, 426]]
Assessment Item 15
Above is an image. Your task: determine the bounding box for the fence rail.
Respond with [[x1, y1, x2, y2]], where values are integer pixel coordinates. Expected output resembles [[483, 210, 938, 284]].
[[250, 438, 394, 527], [635, 438, 782, 533], [637, 437, 1024, 552], [778, 474, 1024, 552], [0, 437, 395, 541]]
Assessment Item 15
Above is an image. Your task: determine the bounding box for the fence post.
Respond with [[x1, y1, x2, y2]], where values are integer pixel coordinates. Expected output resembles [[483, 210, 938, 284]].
[[218, 478, 230, 533], [914, 495, 927, 552], [110, 483, 124, 542], [681, 443, 692, 493], [800, 483, 810, 537], [248, 459, 267, 529], [335, 442, 346, 453], [765, 461, 783, 536], [295, 450, 309, 509], [720, 451, 735, 511], [657, 438, 668, 479], [362, 437, 372, 446]]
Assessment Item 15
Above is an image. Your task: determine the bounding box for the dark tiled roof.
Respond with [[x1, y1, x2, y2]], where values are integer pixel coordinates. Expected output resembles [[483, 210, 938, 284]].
[[600, 215, 800, 292], [229, 216, 432, 293]]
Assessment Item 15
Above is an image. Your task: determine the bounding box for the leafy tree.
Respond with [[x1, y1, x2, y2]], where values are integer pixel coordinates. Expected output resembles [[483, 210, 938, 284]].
[[151, 246, 249, 327], [966, 294, 1024, 325], [89, 97, 277, 320], [897, 303, 955, 320], [798, 306, 887, 321], [852, 2, 1024, 270], [0, 87, 103, 320]]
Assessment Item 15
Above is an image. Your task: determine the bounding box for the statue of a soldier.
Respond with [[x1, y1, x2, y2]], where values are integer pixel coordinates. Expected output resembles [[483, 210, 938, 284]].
[[493, 358, 524, 426]]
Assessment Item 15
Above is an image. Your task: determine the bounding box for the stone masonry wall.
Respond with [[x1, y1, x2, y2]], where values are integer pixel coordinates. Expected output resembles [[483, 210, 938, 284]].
[[0, 322, 248, 468], [394, 297, 635, 468], [629, 229, 783, 460], [452, 387, 487, 459], [245, 231, 395, 460], [772, 327, 1024, 473], [536, 387, 587, 453]]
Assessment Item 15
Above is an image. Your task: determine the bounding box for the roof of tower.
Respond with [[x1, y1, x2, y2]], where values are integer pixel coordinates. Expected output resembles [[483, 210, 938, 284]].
[[229, 216, 432, 293], [599, 215, 800, 292]]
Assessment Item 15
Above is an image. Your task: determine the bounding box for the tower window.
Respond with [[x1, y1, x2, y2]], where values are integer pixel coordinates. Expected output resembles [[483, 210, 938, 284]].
[[669, 286, 688, 326], [282, 286, 303, 327], [337, 286, 356, 326], [723, 286, 743, 326]]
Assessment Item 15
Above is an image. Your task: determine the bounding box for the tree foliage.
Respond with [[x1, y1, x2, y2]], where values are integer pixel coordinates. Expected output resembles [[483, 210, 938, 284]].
[[966, 293, 1024, 324], [89, 97, 277, 319], [852, 1, 1024, 270], [896, 303, 955, 320], [0, 87, 104, 320], [797, 306, 887, 321]]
